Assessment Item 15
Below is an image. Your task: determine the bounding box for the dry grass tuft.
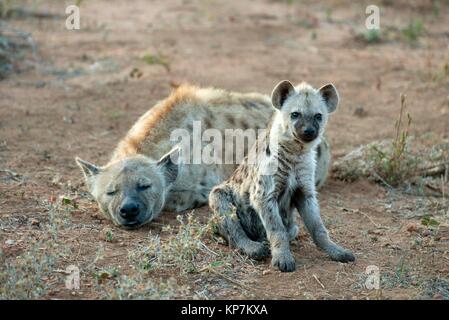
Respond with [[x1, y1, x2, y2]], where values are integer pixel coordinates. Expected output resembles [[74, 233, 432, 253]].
[[128, 213, 225, 274], [0, 201, 70, 299], [333, 94, 448, 189]]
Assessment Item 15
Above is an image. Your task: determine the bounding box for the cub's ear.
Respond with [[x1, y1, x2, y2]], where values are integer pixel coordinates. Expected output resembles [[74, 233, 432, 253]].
[[157, 146, 181, 185], [75, 157, 101, 193], [318, 83, 339, 113], [271, 80, 296, 110]]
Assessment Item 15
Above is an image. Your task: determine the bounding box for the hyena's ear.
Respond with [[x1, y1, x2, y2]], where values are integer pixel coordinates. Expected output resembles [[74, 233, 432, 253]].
[[271, 80, 296, 110], [75, 157, 101, 192], [157, 147, 181, 185], [76, 157, 101, 179], [318, 83, 339, 113]]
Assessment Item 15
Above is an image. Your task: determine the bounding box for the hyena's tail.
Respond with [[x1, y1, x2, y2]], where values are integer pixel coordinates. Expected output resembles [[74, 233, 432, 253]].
[[208, 185, 269, 260]]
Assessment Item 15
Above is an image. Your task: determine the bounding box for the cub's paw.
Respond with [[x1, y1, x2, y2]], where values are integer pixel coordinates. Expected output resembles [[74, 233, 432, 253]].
[[243, 241, 269, 261], [329, 246, 355, 263], [271, 250, 296, 272]]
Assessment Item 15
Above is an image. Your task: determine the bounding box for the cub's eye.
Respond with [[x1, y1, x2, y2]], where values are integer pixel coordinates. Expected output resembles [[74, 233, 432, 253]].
[[314, 113, 323, 121], [291, 112, 301, 120], [106, 190, 117, 196], [137, 184, 151, 191]]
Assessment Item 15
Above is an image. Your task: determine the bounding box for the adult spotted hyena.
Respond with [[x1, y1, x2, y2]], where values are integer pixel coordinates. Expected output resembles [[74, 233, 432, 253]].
[[76, 85, 332, 229], [209, 81, 355, 272]]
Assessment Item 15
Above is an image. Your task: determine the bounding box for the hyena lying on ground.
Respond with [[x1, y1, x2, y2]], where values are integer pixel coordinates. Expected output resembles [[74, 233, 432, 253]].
[[76, 85, 332, 229], [209, 80, 355, 272]]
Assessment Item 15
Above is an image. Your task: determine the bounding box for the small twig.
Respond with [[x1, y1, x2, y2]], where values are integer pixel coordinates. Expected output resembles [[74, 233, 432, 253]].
[[425, 183, 444, 194], [312, 274, 325, 289], [338, 206, 384, 229], [53, 269, 70, 275], [442, 175, 446, 201], [199, 241, 219, 256], [201, 267, 266, 298], [0, 168, 22, 181], [413, 162, 449, 178], [201, 267, 296, 298], [104, 253, 127, 259], [372, 170, 394, 190], [357, 210, 382, 229], [233, 250, 256, 267]]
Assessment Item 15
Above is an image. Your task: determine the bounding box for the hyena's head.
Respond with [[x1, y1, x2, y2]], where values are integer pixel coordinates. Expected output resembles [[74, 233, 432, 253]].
[[271, 80, 339, 144], [75, 148, 180, 229]]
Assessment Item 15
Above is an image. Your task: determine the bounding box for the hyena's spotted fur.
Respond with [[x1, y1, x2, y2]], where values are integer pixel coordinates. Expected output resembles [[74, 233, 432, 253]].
[[76, 85, 332, 228], [209, 81, 355, 272]]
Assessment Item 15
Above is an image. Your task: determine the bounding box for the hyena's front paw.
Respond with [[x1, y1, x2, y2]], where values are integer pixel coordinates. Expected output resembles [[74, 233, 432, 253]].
[[328, 245, 355, 263], [271, 250, 296, 272], [242, 241, 269, 260]]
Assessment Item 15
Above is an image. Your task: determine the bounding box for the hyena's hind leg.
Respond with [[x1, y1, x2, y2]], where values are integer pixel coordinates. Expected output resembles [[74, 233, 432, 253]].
[[209, 185, 269, 260]]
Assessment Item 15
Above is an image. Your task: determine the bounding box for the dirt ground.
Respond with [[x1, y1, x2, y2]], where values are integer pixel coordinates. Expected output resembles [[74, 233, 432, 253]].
[[1, 0, 448, 300]]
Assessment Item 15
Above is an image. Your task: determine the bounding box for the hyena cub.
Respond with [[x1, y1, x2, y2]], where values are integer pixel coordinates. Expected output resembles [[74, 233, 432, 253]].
[[209, 80, 355, 272]]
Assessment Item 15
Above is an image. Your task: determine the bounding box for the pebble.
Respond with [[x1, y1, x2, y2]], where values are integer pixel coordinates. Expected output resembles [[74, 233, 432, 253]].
[[262, 269, 271, 276]]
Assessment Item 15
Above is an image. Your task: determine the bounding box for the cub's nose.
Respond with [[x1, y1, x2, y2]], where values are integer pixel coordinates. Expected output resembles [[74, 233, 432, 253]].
[[119, 202, 140, 219], [303, 128, 316, 137]]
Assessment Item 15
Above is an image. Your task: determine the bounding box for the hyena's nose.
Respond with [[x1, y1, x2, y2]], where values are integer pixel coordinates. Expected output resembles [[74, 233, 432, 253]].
[[119, 202, 139, 219], [304, 128, 316, 137]]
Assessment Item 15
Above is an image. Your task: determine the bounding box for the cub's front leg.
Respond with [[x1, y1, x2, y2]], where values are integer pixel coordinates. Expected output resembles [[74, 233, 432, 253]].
[[252, 196, 295, 272], [293, 189, 355, 263]]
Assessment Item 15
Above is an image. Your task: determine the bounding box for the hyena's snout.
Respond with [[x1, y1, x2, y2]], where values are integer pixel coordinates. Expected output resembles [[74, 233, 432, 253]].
[[294, 121, 319, 143], [302, 127, 317, 141], [119, 201, 140, 219], [118, 198, 143, 227], [297, 126, 318, 142]]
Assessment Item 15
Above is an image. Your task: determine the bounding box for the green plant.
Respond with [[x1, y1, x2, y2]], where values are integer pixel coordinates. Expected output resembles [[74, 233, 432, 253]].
[[93, 267, 120, 284], [421, 215, 440, 228], [104, 228, 114, 242], [423, 278, 449, 299], [363, 29, 382, 44], [325, 7, 332, 22], [380, 258, 415, 289], [370, 94, 417, 186], [142, 53, 170, 71], [432, 0, 441, 17], [443, 44, 449, 77], [402, 19, 424, 43], [106, 109, 123, 120], [0, 0, 12, 18]]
